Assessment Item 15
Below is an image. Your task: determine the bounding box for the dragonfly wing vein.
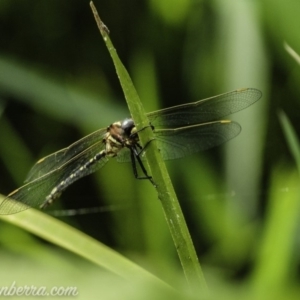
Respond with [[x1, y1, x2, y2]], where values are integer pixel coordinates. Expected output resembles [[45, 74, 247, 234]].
[[154, 121, 241, 160], [147, 88, 261, 128], [25, 128, 107, 182], [0, 141, 108, 214]]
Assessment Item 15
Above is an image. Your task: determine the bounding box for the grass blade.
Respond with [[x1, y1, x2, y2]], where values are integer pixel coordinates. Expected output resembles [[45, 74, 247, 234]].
[[0, 194, 173, 292], [90, 1, 207, 292], [278, 110, 300, 172]]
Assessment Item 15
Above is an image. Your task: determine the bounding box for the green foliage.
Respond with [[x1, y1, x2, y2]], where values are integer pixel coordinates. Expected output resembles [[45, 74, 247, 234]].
[[0, 0, 300, 298]]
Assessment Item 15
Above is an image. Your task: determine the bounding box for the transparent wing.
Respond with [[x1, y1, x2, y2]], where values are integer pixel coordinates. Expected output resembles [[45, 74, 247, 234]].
[[147, 88, 261, 128], [117, 121, 241, 162], [25, 128, 107, 182], [0, 141, 109, 215], [116, 148, 131, 163], [154, 121, 241, 160]]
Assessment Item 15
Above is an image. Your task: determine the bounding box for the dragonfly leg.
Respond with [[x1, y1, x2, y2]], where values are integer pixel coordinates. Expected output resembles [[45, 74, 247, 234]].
[[135, 138, 155, 157], [130, 147, 156, 186], [129, 123, 154, 142], [133, 123, 154, 135]]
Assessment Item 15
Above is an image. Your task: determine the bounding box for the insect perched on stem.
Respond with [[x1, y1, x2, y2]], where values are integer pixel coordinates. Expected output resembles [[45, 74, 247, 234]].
[[0, 87, 261, 215]]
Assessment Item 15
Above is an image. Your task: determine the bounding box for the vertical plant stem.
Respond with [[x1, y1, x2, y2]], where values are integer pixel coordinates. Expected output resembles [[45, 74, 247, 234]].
[[90, 2, 207, 292]]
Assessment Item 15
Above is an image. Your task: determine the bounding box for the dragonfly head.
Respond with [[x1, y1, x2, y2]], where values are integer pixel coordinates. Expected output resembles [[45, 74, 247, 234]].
[[121, 118, 136, 137]]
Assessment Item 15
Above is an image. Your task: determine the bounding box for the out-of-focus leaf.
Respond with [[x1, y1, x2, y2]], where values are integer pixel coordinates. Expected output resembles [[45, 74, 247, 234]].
[[278, 110, 300, 172]]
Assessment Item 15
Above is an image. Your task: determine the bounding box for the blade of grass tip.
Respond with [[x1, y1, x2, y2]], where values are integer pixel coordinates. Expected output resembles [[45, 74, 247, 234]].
[[278, 110, 300, 172], [89, 1, 207, 292]]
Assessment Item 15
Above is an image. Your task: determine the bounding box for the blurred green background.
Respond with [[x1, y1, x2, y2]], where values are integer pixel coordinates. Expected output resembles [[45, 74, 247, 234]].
[[1, 0, 300, 298]]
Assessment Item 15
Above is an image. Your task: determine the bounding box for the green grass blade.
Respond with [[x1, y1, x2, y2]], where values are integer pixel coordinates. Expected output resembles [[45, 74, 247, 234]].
[[0, 194, 173, 292], [278, 110, 300, 172], [90, 2, 207, 292], [251, 167, 300, 295]]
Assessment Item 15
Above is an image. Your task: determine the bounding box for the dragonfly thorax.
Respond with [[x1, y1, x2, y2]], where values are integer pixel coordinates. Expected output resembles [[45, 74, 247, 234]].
[[105, 119, 138, 157]]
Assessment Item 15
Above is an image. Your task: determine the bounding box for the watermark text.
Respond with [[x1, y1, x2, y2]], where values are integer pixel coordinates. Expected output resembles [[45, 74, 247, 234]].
[[0, 281, 78, 297]]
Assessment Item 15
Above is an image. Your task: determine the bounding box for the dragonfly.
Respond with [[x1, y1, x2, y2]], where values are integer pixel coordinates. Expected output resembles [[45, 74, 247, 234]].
[[0, 87, 261, 215]]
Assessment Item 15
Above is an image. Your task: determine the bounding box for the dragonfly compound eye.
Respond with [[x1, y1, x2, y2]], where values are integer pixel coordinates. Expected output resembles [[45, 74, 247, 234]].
[[121, 118, 135, 137]]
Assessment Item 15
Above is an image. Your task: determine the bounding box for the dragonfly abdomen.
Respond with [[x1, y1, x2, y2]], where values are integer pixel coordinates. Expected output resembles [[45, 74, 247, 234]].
[[39, 122, 131, 210], [40, 151, 107, 209]]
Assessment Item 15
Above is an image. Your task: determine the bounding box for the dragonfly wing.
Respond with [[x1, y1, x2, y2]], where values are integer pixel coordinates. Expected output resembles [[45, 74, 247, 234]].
[[25, 128, 107, 182], [153, 121, 241, 160], [116, 148, 132, 163], [147, 88, 261, 128], [0, 141, 109, 215]]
